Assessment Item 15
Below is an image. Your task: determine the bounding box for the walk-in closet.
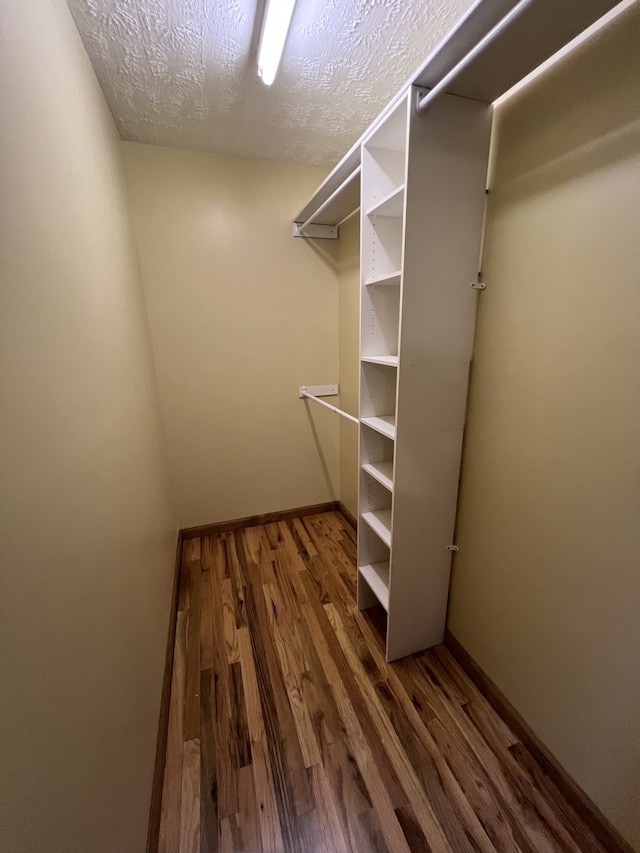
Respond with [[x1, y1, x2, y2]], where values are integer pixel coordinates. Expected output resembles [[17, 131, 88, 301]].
[[2, 0, 638, 851]]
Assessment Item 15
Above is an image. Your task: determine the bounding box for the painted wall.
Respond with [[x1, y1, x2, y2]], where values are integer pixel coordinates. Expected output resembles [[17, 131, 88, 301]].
[[0, 2, 177, 852], [448, 6, 640, 847], [122, 143, 341, 528], [337, 212, 361, 519]]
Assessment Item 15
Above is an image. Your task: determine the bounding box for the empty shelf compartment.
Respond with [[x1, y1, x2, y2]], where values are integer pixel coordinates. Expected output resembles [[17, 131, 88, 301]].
[[361, 509, 392, 547], [366, 184, 405, 218], [358, 561, 390, 611], [365, 271, 402, 287], [362, 460, 393, 492], [360, 415, 396, 441]]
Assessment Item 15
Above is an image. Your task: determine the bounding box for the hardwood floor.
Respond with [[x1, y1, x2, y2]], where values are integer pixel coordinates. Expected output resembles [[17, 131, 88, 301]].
[[158, 510, 606, 852]]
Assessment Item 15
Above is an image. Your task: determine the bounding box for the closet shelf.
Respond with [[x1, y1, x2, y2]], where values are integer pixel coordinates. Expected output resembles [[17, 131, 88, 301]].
[[365, 271, 402, 287], [358, 561, 390, 611], [361, 355, 398, 367], [361, 509, 392, 548], [366, 184, 405, 218], [362, 461, 394, 492], [360, 415, 396, 441]]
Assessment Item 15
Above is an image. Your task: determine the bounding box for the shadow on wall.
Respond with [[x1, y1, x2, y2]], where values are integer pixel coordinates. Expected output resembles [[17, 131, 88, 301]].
[[300, 234, 341, 272], [494, 117, 640, 202], [302, 400, 340, 500]]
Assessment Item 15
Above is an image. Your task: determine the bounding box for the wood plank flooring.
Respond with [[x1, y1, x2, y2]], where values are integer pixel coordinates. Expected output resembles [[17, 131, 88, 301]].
[[158, 510, 606, 852]]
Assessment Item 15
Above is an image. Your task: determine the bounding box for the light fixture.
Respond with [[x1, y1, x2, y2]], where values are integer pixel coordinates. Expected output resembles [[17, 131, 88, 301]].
[[257, 0, 297, 86]]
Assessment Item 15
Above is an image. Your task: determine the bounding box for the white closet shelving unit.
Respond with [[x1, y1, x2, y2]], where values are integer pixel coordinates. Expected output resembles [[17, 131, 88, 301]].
[[357, 88, 492, 661], [294, 0, 620, 662]]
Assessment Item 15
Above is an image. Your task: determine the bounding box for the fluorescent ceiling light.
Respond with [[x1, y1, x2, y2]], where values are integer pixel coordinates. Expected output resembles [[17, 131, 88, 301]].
[[257, 0, 297, 86]]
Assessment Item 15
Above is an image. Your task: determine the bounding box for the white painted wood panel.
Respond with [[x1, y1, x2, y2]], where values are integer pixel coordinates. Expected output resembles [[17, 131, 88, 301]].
[[357, 87, 492, 662]]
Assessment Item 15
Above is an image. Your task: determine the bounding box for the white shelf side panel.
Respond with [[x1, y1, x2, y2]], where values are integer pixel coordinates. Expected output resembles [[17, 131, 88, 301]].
[[394, 358, 471, 438], [399, 94, 493, 367], [383, 90, 493, 662], [386, 430, 465, 661]]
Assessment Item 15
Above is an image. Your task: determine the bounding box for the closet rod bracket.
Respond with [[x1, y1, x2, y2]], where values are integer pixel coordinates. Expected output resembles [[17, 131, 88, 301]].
[[293, 223, 338, 239], [299, 385, 338, 398], [447, 545, 459, 552], [299, 386, 359, 426], [471, 282, 487, 290]]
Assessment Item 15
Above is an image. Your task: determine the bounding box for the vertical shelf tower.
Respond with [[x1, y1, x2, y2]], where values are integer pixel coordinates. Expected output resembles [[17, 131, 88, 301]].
[[357, 88, 492, 661]]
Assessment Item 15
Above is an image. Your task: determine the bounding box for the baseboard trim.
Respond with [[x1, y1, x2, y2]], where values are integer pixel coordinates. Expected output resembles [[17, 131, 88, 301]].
[[338, 501, 357, 530], [147, 530, 183, 853], [443, 629, 634, 853], [180, 501, 343, 539]]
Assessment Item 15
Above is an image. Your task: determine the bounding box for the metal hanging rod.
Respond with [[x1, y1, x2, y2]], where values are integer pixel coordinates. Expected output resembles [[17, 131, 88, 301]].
[[416, 0, 535, 115], [299, 386, 359, 425], [293, 166, 361, 239]]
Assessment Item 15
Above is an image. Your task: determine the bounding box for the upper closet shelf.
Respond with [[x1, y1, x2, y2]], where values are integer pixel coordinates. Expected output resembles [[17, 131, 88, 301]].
[[292, 0, 620, 236], [366, 185, 405, 218]]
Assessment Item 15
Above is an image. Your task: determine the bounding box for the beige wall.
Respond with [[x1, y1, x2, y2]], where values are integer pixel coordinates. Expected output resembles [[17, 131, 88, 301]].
[[337, 212, 361, 519], [448, 6, 640, 847], [0, 2, 177, 852], [122, 143, 341, 527]]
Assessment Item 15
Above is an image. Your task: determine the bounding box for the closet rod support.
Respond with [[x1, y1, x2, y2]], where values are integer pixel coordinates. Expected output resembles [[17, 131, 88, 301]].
[[416, 0, 536, 115], [299, 387, 359, 425], [471, 282, 487, 289], [293, 223, 338, 239]]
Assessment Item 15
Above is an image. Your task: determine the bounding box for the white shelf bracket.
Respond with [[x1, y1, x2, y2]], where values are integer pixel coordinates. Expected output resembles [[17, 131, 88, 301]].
[[413, 86, 430, 113], [298, 384, 338, 398], [471, 282, 487, 290], [293, 223, 338, 240], [447, 545, 459, 552]]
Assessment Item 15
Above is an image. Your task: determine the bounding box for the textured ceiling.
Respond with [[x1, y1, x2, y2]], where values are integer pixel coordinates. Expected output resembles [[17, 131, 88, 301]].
[[67, 0, 475, 167]]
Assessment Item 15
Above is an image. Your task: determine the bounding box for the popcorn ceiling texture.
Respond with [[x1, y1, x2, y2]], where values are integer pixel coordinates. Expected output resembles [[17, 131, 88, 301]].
[[67, 0, 474, 167]]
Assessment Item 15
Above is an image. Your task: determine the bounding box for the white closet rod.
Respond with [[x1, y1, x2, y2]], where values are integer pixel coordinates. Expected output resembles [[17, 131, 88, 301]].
[[416, 0, 535, 115], [300, 389, 359, 425], [299, 165, 362, 233]]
